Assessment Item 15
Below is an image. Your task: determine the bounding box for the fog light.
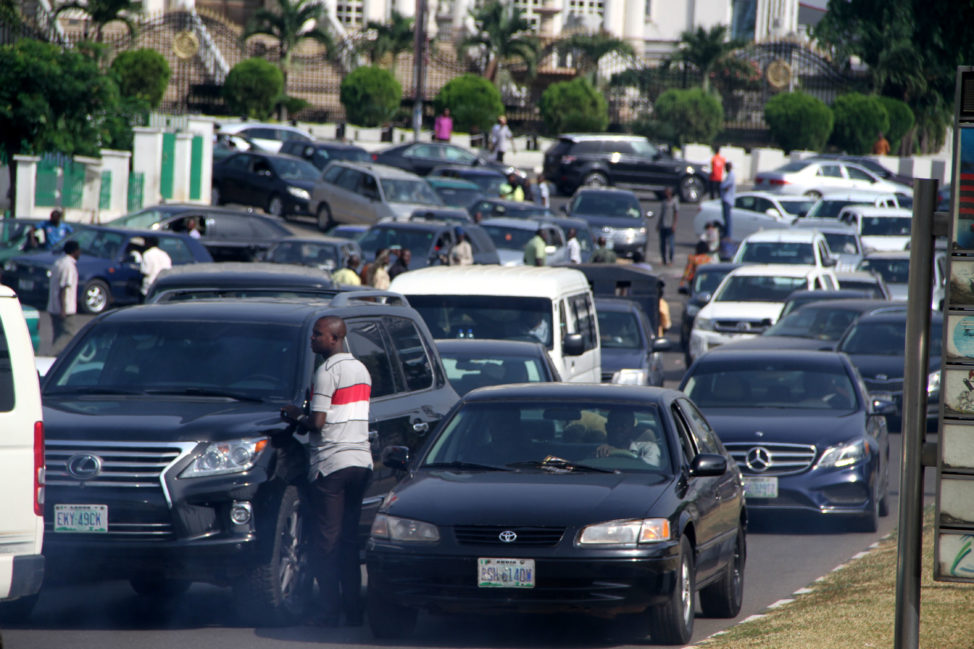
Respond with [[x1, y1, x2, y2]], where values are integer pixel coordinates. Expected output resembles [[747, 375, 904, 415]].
[[230, 501, 252, 525]]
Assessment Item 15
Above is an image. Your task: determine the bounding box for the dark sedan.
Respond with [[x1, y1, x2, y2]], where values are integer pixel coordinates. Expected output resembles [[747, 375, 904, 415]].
[[260, 236, 361, 273], [468, 197, 555, 221], [357, 221, 499, 268], [436, 338, 560, 395], [366, 383, 746, 644], [372, 142, 522, 180], [426, 177, 483, 208], [565, 188, 653, 258], [212, 151, 320, 217], [144, 262, 340, 303], [2, 227, 212, 314], [680, 349, 891, 532], [596, 297, 669, 386], [279, 139, 370, 170], [429, 165, 507, 197]]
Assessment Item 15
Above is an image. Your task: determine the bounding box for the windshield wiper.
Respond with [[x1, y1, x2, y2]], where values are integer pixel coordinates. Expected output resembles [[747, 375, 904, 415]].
[[423, 461, 513, 472], [508, 457, 618, 473], [143, 388, 265, 402], [48, 387, 147, 396]]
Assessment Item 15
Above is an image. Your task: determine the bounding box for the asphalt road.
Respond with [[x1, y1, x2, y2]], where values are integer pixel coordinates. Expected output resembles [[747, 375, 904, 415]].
[[10, 194, 937, 649]]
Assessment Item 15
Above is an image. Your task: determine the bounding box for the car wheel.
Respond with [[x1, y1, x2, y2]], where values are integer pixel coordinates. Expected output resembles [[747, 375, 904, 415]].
[[211, 185, 223, 205], [699, 525, 745, 618], [679, 175, 706, 203], [233, 485, 312, 626], [879, 488, 890, 517], [804, 190, 823, 200], [129, 575, 192, 598], [316, 203, 334, 232], [582, 171, 609, 187], [367, 589, 418, 639], [266, 194, 285, 217], [857, 484, 880, 533], [648, 535, 695, 644], [0, 594, 40, 622], [81, 279, 111, 315]]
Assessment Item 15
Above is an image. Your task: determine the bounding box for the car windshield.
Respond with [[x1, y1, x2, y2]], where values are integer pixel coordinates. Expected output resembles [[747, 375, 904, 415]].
[[434, 186, 482, 208], [381, 179, 442, 205], [45, 320, 302, 400], [861, 217, 911, 236], [409, 295, 554, 348], [858, 258, 909, 284], [597, 310, 644, 349], [805, 200, 860, 218], [715, 275, 808, 302], [822, 232, 860, 255], [693, 269, 731, 295], [358, 227, 435, 262], [108, 208, 170, 229], [60, 229, 127, 260], [483, 224, 537, 250], [837, 278, 883, 297], [440, 352, 552, 395], [779, 199, 816, 215], [777, 160, 812, 173], [268, 157, 320, 181], [422, 402, 671, 473], [570, 193, 642, 219], [763, 307, 860, 341], [738, 242, 816, 265], [0, 220, 40, 251], [839, 319, 942, 356], [684, 364, 858, 411], [266, 241, 341, 270]]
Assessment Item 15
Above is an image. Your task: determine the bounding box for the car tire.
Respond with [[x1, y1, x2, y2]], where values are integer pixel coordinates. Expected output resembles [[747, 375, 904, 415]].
[[582, 171, 609, 188], [699, 525, 745, 618], [211, 185, 223, 206], [266, 194, 285, 217], [879, 488, 890, 517], [129, 575, 192, 598], [0, 594, 39, 623], [679, 175, 706, 203], [367, 589, 418, 639], [857, 484, 880, 533], [232, 485, 312, 626], [316, 203, 334, 232], [81, 279, 111, 315], [804, 190, 823, 200], [648, 535, 695, 644]]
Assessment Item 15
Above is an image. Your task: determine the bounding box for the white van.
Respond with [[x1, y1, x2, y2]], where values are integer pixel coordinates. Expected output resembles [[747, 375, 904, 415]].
[[839, 206, 913, 252], [390, 265, 601, 383], [0, 286, 44, 618]]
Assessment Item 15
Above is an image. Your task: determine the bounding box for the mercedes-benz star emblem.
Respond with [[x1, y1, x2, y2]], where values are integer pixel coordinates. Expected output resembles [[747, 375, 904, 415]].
[[745, 447, 772, 473], [498, 530, 517, 543], [66, 454, 103, 480]]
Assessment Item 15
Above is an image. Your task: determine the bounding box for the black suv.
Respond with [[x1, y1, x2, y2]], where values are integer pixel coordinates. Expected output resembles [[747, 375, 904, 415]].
[[40, 293, 459, 624], [543, 134, 709, 201]]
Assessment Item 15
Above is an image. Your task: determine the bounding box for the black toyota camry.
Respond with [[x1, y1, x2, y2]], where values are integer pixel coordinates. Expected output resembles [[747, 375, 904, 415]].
[[365, 383, 746, 645]]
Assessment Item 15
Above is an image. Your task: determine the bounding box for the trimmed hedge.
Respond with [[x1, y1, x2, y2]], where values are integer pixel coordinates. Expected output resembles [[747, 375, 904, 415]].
[[340, 65, 402, 127], [654, 88, 723, 146], [764, 91, 833, 153], [831, 92, 890, 155], [539, 77, 608, 135], [223, 58, 283, 120], [111, 48, 170, 109], [433, 74, 504, 134], [877, 96, 914, 153]]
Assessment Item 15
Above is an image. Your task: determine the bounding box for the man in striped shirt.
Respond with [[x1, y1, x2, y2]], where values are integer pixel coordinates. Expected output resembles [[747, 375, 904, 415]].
[[282, 315, 372, 627]]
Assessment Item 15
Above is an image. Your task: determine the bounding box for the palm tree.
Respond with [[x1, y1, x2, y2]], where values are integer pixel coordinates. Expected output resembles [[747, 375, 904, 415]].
[[457, 0, 539, 83], [670, 25, 745, 93], [555, 30, 635, 87], [52, 0, 139, 41], [358, 10, 414, 71], [243, 0, 336, 92]]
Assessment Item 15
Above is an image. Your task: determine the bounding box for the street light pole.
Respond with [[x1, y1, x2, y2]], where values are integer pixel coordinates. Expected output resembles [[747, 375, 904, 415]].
[[412, 0, 427, 141]]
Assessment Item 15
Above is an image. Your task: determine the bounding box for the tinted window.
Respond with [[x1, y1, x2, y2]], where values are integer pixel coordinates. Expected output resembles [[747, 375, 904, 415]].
[[839, 318, 942, 356], [738, 242, 815, 265], [335, 168, 363, 192], [323, 165, 345, 184], [158, 237, 194, 264], [440, 349, 550, 395], [692, 268, 731, 295], [571, 192, 642, 219], [822, 232, 860, 255], [860, 217, 911, 236], [674, 398, 721, 454], [0, 319, 13, 411], [570, 293, 597, 351], [409, 295, 553, 348], [65, 229, 125, 260], [597, 309, 643, 349], [570, 141, 602, 155], [819, 164, 843, 178], [764, 306, 861, 341], [716, 275, 808, 302], [268, 156, 320, 181], [684, 362, 859, 411], [345, 318, 396, 398], [386, 317, 434, 391], [845, 165, 875, 182], [380, 179, 441, 205], [208, 215, 254, 239]]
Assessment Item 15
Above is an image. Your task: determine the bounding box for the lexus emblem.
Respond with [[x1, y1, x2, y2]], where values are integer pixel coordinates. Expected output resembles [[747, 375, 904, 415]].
[[498, 530, 517, 543], [66, 454, 103, 480], [745, 447, 772, 473]]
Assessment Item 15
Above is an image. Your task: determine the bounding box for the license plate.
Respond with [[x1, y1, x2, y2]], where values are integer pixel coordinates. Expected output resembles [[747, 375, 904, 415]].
[[18, 279, 34, 291], [477, 558, 535, 589], [54, 504, 108, 533], [743, 477, 778, 499]]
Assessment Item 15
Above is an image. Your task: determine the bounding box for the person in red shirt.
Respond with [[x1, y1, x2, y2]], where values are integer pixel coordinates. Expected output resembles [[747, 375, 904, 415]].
[[709, 146, 726, 200]]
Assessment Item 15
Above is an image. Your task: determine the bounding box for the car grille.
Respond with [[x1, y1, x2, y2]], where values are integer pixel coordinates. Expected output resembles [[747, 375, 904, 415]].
[[723, 442, 817, 476], [454, 525, 565, 546], [714, 319, 772, 334]]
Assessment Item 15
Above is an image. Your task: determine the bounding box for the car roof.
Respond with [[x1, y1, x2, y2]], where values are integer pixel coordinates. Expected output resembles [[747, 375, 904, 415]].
[[435, 338, 547, 355], [460, 382, 676, 404], [330, 161, 424, 179], [218, 122, 310, 136], [558, 133, 649, 142], [571, 187, 641, 198], [862, 250, 911, 259], [818, 190, 898, 201], [836, 270, 886, 281], [740, 228, 823, 243], [791, 219, 858, 233], [696, 348, 851, 366], [594, 296, 645, 313], [842, 207, 912, 216], [152, 262, 334, 286], [369, 220, 452, 233], [726, 264, 824, 278], [481, 217, 549, 230], [390, 265, 591, 296], [854, 309, 942, 325]]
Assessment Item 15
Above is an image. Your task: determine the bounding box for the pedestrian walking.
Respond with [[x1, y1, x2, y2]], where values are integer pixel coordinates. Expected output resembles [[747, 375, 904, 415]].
[[535, 173, 550, 208], [709, 146, 726, 200], [656, 187, 678, 266], [566, 228, 581, 264], [719, 162, 736, 241], [434, 108, 453, 143], [281, 316, 372, 627], [47, 239, 81, 355], [523, 228, 547, 267], [489, 116, 515, 163], [140, 236, 172, 297], [591, 236, 617, 264], [332, 254, 362, 286]]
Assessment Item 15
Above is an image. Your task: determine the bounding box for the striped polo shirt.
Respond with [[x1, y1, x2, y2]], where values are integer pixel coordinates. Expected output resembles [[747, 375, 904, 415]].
[[308, 352, 373, 479]]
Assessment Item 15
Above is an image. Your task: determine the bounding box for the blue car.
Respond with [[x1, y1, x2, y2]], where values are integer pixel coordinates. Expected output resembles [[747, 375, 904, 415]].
[[2, 226, 212, 314], [596, 297, 669, 386]]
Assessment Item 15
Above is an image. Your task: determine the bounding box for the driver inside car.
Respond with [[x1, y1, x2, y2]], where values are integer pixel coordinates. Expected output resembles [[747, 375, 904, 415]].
[[595, 409, 662, 466]]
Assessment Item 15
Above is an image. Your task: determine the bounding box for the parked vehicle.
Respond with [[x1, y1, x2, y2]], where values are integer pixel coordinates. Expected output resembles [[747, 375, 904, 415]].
[[0, 218, 49, 266], [435, 338, 561, 395], [278, 139, 370, 169], [357, 221, 499, 268], [543, 134, 709, 201], [791, 219, 865, 270], [801, 190, 905, 219], [732, 228, 836, 270], [481, 217, 567, 266], [809, 155, 914, 187], [212, 151, 319, 218], [366, 383, 745, 643], [753, 159, 911, 198], [144, 262, 339, 303], [678, 262, 741, 365], [857, 250, 945, 310], [428, 165, 507, 198], [692, 192, 813, 240], [371, 141, 521, 179], [426, 177, 483, 208], [260, 236, 361, 273], [595, 297, 668, 386], [216, 122, 312, 153], [564, 187, 652, 258], [840, 207, 913, 252]]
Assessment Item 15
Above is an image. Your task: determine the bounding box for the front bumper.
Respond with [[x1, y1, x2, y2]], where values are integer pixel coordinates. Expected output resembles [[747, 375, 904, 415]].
[[2, 554, 44, 600], [742, 464, 875, 517]]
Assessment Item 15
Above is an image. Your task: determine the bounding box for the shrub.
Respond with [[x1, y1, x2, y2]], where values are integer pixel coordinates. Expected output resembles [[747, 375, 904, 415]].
[[831, 92, 889, 155], [433, 74, 504, 134], [653, 88, 722, 147], [764, 91, 833, 153], [539, 77, 608, 135], [877, 96, 914, 153], [111, 48, 170, 109], [223, 58, 283, 120], [340, 65, 402, 127]]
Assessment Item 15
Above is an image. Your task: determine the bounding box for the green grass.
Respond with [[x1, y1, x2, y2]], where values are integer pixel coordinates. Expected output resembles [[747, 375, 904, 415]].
[[698, 510, 974, 649]]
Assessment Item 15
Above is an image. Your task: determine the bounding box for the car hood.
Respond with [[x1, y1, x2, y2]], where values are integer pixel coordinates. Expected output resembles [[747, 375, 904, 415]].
[[718, 336, 835, 351], [601, 347, 648, 372], [698, 301, 784, 321], [42, 395, 287, 442], [385, 470, 672, 526], [701, 409, 867, 447], [577, 214, 646, 231]]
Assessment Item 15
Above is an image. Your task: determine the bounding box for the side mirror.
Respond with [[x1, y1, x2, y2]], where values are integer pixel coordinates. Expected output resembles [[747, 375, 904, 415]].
[[698, 292, 713, 303], [652, 337, 672, 352], [563, 332, 585, 356], [870, 397, 897, 416], [645, 210, 655, 219], [381, 445, 410, 471], [689, 453, 727, 477], [824, 256, 838, 267]]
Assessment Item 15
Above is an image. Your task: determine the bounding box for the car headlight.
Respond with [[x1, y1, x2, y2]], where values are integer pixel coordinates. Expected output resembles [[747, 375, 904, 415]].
[[927, 370, 941, 398], [694, 317, 714, 332], [180, 438, 268, 478], [612, 368, 649, 385], [577, 518, 671, 546], [287, 186, 310, 200], [637, 227, 647, 235], [815, 438, 869, 470], [371, 513, 440, 543]]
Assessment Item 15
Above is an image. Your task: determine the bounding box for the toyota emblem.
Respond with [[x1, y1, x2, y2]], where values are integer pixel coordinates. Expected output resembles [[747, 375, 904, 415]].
[[745, 447, 772, 473], [66, 454, 103, 480], [498, 530, 517, 543], [736, 322, 751, 332]]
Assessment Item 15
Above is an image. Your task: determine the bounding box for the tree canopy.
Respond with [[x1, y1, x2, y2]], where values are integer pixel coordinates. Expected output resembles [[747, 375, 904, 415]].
[[243, 0, 335, 88], [555, 30, 634, 87], [669, 25, 745, 94], [52, 0, 140, 41], [358, 9, 413, 70], [458, 0, 539, 83]]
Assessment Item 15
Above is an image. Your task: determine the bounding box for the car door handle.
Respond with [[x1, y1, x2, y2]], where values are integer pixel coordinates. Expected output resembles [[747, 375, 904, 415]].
[[412, 421, 429, 434]]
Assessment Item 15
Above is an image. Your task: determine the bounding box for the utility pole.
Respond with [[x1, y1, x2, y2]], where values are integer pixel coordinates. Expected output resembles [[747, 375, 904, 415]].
[[412, 0, 428, 141]]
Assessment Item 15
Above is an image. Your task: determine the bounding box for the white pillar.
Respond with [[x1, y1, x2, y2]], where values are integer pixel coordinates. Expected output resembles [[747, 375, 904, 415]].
[[622, 0, 645, 52], [73, 155, 103, 224], [133, 127, 164, 207], [99, 149, 131, 221], [364, 0, 385, 22], [602, 0, 625, 39], [452, 0, 469, 37], [172, 132, 194, 203], [13, 155, 40, 219], [186, 115, 215, 205]]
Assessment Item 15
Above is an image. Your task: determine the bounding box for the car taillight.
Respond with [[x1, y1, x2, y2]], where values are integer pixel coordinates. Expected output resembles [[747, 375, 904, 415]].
[[34, 420, 44, 517], [371, 153, 378, 161], [767, 178, 789, 186]]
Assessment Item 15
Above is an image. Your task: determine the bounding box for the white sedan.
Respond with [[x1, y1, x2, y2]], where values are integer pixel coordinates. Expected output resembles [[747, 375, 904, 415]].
[[753, 159, 911, 199], [693, 191, 816, 239]]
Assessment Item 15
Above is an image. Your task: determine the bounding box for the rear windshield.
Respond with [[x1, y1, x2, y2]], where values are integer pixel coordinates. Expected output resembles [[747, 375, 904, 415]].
[[861, 217, 911, 237], [716, 275, 808, 302], [409, 295, 554, 348], [738, 242, 815, 265]]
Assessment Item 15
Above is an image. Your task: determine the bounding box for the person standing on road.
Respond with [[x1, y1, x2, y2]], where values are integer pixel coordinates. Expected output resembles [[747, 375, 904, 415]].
[[140, 236, 172, 297], [680, 241, 714, 291], [535, 173, 550, 208], [434, 108, 453, 143], [591, 236, 617, 263], [281, 316, 372, 627], [719, 162, 736, 241], [449, 227, 474, 266], [709, 146, 726, 200], [523, 228, 547, 267], [42, 209, 73, 250], [656, 187, 678, 266], [332, 254, 362, 286], [47, 239, 81, 355], [566, 228, 582, 264], [489, 116, 514, 163], [872, 132, 890, 156], [389, 248, 411, 279]]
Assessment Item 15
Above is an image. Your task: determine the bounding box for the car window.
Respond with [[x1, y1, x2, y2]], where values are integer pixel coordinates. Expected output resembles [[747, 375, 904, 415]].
[[858, 258, 910, 284], [738, 242, 816, 265], [597, 309, 643, 349], [753, 198, 775, 214], [386, 317, 434, 392], [335, 168, 363, 192], [358, 227, 434, 262], [716, 275, 808, 302], [380, 179, 441, 205], [570, 193, 642, 219], [684, 363, 860, 411], [323, 164, 345, 184], [570, 293, 597, 351], [818, 164, 843, 178], [345, 318, 396, 398], [765, 306, 859, 341], [669, 406, 698, 463], [404, 144, 438, 159], [158, 237, 194, 264], [440, 350, 548, 392], [860, 217, 911, 236], [409, 295, 553, 348], [224, 154, 250, 171], [269, 156, 320, 181], [735, 196, 756, 211], [245, 127, 276, 140], [66, 229, 124, 260], [692, 268, 731, 295], [822, 232, 860, 255], [206, 215, 253, 239], [570, 141, 602, 155], [441, 146, 477, 164], [251, 157, 274, 175], [604, 141, 636, 155], [845, 165, 875, 182], [544, 227, 564, 247], [674, 398, 722, 454]]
